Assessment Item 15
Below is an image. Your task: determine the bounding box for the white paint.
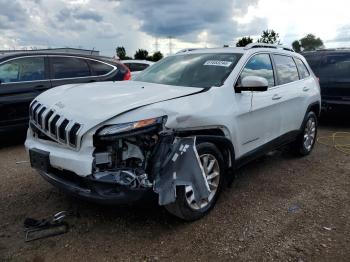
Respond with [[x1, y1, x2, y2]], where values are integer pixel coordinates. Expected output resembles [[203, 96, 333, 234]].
[[25, 46, 321, 177]]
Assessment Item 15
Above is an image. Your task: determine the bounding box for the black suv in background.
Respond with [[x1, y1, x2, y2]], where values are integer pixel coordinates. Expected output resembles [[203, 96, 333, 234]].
[[0, 53, 131, 133], [303, 49, 350, 114]]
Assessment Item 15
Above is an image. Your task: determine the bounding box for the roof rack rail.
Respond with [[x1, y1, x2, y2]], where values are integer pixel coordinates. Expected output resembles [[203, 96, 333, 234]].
[[244, 43, 295, 52], [176, 48, 202, 54]]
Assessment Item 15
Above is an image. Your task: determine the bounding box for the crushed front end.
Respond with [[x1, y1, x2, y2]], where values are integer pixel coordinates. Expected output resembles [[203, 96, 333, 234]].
[[26, 112, 210, 206]]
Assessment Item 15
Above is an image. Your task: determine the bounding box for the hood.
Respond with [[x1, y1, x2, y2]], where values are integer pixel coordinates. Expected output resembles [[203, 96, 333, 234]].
[[36, 81, 203, 132]]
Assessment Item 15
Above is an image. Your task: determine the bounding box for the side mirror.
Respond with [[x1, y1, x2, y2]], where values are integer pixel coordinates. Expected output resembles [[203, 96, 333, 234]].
[[235, 76, 268, 93]]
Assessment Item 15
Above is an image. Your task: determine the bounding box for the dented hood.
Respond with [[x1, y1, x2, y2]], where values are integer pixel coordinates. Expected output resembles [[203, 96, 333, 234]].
[[36, 80, 203, 132]]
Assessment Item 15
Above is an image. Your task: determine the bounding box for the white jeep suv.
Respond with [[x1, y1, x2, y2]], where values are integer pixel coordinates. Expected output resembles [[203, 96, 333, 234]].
[[25, 43, 321, 220]]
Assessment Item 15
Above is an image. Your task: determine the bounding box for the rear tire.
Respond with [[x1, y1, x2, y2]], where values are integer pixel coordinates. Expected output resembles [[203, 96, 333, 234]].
[[290, 111, 318, 156], [164, 142, 225, 221]]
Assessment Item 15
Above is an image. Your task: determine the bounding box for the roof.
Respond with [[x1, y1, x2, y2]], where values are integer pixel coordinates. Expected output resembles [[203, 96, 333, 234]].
[[174, 45, 300, 57], [0, 52, 121, 65], [302, 48, 350, 55], [121, 60, 155, 64], [0, 47, 98, 53]]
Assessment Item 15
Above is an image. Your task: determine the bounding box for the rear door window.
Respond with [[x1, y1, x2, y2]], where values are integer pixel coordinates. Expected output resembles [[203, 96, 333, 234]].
[[88, 60, 114, 76], [51, 57, 91, 79], [318, 54, 350, 80], [273, 55, 299, 85], [240, 54, 275, 87], [0, 57, 45, 83], [295, 58, 310, 79]]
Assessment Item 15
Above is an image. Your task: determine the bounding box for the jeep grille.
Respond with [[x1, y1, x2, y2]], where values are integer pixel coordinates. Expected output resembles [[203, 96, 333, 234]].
[[29, 100, 82, 149]]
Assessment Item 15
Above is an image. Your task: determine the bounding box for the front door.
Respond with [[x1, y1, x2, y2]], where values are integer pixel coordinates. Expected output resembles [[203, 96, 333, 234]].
[[0, 56, 51, 131], [236, 53, 281, 155]]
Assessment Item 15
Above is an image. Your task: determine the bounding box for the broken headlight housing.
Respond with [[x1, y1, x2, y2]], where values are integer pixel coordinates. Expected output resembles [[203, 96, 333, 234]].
[[97, 116, 166, 138]]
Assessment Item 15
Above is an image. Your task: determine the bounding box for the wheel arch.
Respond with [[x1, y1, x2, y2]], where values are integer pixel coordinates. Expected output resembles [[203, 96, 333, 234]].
[[308, 101, 321, 117], [299, 101, 320, 131], [174, 128, 235, 171]]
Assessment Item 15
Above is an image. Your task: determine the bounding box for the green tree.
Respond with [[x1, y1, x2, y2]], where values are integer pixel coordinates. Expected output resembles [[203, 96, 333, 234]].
[[134, 49, 149, 60], [299, 34, 324, 51], [236, 36, 253, 47], [292, 40, 301, 52], [150, 51, 163, 62], [116, 46, 126, 60], [258, 29, 280, 44]]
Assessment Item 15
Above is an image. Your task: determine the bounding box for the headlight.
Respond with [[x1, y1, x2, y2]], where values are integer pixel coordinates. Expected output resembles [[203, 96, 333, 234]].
[[97, 116, 166, 136]]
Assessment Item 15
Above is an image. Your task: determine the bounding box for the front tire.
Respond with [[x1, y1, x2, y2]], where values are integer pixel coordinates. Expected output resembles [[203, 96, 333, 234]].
[[291, 111, 318, 156], [164, 142, 225, 221]]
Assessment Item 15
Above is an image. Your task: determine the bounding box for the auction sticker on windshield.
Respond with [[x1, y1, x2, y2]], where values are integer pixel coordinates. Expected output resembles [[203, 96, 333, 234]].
[[204, 60, 233, 67]]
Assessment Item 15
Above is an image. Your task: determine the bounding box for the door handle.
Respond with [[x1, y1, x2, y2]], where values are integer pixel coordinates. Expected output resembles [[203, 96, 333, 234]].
[[303, 86, 310, 91], [272, 94, 282, 100]]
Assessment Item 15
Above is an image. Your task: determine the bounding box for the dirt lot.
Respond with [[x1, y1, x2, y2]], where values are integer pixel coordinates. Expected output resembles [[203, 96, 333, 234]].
[[0, 119, 349, 262]]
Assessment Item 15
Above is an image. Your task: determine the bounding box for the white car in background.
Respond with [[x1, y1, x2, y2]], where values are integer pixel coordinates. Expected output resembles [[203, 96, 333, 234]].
[[25, 43, 321, 221], [122, 60, 154, 77]]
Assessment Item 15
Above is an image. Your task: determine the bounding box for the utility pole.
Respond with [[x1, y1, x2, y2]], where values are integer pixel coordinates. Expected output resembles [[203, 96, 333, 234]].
[[154, 37, 159, 52], [168, 36, 174, 55]]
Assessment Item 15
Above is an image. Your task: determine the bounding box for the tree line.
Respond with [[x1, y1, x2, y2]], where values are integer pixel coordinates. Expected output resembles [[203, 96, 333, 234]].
[[235, 30, 324, 52], [116, 30, 324, 61], [116, 46, 164, 62]]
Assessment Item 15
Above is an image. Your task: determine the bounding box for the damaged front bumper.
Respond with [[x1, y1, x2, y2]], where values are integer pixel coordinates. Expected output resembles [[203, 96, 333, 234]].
[[38, 168, 153, 204], [27, 121, 211, 206]]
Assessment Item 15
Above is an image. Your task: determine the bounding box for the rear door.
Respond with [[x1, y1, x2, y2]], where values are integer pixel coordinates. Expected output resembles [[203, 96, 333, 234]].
[[0, 56, 51, 130], [317, 53, 350, 101], [49, 56, 94, 87], [271, 54, 306, 134]]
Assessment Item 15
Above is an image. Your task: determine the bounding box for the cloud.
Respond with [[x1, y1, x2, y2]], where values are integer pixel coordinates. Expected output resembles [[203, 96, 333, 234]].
[[1, 0, 349, 56], [57, 7, 103, 23], [0, 0, 28, 29], [330, 25, 350, 43], [119, 0, 264, 45]]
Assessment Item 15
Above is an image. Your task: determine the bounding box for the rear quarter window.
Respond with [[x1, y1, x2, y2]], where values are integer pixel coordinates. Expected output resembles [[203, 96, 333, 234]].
[[295, 58, 310, 79], [88, 60, 114, 76]]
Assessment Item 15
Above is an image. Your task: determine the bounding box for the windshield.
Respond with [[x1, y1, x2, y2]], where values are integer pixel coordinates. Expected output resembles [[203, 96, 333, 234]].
[[133, 53, 242, 88]]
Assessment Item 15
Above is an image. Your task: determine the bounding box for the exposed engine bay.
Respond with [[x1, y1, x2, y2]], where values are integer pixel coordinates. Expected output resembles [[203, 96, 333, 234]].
[[92, 129, 210, 205], [93, 129, 160, 189]]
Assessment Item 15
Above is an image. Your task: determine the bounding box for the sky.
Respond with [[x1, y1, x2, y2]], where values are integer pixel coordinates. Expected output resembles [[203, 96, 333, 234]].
[[0, 0, 350, 57]]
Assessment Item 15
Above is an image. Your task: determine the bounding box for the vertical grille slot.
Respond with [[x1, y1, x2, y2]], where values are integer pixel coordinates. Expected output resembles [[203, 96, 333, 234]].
[[44, 110, 54, 130], [50, 115, 60, 136], [37, 107, 46, 127], [33, 103, 41, 121], [29, 101, 38, 119], [69, 123, 81, 146], [59, 119, 69, 141]]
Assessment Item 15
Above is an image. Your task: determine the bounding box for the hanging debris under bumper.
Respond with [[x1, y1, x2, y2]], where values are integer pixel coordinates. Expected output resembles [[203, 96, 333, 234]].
[[153, 136, 210, 206]]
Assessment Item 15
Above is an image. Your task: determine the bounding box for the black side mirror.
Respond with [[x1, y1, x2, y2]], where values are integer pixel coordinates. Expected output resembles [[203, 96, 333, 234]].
[[235, 76, 268, 93]]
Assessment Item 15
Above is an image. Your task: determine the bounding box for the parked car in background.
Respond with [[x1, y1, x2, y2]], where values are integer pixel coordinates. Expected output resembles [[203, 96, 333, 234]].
[[0, 52, 131, 134], [303, 49, 350, 114], [25, 43, 320, 220], [122, 60, 154, 77]]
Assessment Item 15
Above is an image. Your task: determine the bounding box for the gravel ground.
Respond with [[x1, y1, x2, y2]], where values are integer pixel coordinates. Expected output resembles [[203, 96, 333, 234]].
[[0, 118, 349, 262]]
